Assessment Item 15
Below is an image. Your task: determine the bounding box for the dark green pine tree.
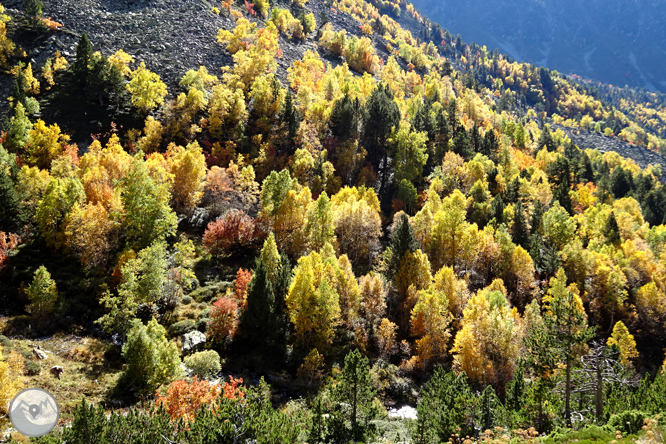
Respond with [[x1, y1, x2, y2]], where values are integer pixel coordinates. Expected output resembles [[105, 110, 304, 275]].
[[412, 368, 476, 444], [282, 92, 300, 148], [412, 100, 435, 139], [23, 0, 43, 18], [546, 156, 573, 215], [530, 200, 543, 235], [452, 129, 473, 160], [330, 349, 377, 442], [481, 127, 498, 160], [73, 33, 94, 86], [642, 188, 666, 227], [490, 194, 505, 225], [595, 173, 613, 204], [529, 234, 544, 276], [237, 260, 285, 363], [383, 213, 417, 280], [447, 98, 459, 133], [610, 166, 633, 199], [542, 241, 561, 277], [470, 124, 481, 153], [577, 151, 594, 183], [62, 399, 107, 444], [363, 83, 400, 194], [272, 252, 292, 348], [535, 124, 556, 154], [330, 94, 361, 141], [604, 211, 621, 245], [512, 200, 529, 249], [11, 68, 27, 110], [433, 106, 450, 166], [308, 398, 327, 444], [479, 385, 502, 431], [0, 147, 26, 231], [505, 363, 526, 412], [85, 55, 124, 106]]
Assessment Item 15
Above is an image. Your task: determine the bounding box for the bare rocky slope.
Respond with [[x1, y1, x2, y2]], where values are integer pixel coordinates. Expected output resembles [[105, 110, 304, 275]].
[[0, 0, 664, 173]]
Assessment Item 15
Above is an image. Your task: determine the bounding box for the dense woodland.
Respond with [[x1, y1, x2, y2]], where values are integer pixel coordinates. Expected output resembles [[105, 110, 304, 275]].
[[3, 0, 666, 442]]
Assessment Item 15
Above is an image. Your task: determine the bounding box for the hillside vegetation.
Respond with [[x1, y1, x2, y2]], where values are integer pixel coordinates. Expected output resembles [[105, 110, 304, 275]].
[[2, 0, 666, 442]]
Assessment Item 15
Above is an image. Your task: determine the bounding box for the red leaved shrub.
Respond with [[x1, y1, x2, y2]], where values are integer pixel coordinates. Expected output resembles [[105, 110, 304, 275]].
[[202, 209, 261, 256], [209, 296, 240, 341]]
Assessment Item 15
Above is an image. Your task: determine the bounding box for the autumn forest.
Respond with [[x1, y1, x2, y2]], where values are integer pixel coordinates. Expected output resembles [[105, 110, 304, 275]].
[[2, 0, 666, 442]]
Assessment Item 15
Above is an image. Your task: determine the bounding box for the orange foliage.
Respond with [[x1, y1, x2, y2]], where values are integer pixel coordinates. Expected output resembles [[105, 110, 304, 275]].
[[209, 296, 240, 341], [41, 17, 62, 30], [233, 268, 252, 306], [156, 376, 245, 422], [0, 232, 20, 271]]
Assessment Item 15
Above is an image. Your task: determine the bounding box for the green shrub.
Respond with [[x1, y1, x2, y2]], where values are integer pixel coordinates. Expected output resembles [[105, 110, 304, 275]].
[[545, 425, 616, 444], [198, 308, 210, 319], [25, 361, 41, 376], [607, 410, 647, 436], [122, 319, 183, 393], [0, 335, 10, 347], [189, 282, 231, 302], [61, 380, 303, 443], [168, 319, 196, 337], [181, 295, 194, 305], [184, 350, 221, 379]]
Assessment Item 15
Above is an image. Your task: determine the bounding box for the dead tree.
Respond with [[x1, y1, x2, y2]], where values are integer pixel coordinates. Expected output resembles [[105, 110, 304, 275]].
[[571, 341, 639, 423]]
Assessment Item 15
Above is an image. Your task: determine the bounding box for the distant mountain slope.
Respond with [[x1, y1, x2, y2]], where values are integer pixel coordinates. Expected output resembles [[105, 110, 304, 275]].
[[0, 0, 665, 172], [409, 0, 666, 93]]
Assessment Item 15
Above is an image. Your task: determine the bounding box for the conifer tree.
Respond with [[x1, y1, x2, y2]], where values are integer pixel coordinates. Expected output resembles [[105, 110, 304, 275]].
[[536, 124, 556, 153], [541, 269, 594, 426], [23, 0, 43, 18], [281, 92, 299, 151], [26, 265, 58, 316], [383, 213, 417, 280], [331, 349, 377, 441], [74, 33, 93, 85], [530, 200, 543, 235], [5, 102, 32, 152], [363, 83, 400, 194], [238, 260, 276, 347], [605, 211, 621, 245], [330, 94, 361, 141], [512, 200, 528, 248], [0, 146, 26, 230]]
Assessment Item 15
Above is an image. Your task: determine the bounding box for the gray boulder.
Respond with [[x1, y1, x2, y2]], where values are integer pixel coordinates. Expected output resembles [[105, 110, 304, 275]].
[[181, 330, 206, 355]]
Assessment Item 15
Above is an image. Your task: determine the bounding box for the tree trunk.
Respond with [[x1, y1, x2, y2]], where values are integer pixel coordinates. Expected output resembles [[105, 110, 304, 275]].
[[352, 376, 357, 431], [565, 354, 571, 427], [595, 358, 603, 423]]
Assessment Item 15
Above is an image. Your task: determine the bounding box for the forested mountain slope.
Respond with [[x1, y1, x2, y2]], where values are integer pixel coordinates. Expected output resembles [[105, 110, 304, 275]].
[[4, 0, 666, 441]]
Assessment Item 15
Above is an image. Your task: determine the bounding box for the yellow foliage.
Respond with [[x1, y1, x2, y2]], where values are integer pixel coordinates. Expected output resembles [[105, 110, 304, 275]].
[[27, 119, 70, 169], [410, 288, 452, 369], [108, 49, 134, 77], [168, 141, 207, 212], [0, 345, 24, 414], [452, 288, 522, 386], [286, 250, 342, 352], [65, 203, 118, 269], [607, 321, 638, 367], [126, 62, 168, 113], [42, 51, 68, 88]]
